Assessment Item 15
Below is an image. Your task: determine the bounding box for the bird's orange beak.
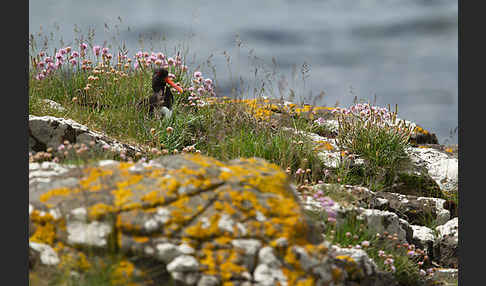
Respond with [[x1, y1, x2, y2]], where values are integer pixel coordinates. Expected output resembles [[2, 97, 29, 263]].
[[165, 78, 183, 94]]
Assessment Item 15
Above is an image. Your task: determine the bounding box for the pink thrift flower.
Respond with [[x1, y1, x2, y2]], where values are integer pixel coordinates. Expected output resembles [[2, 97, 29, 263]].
[[167, 57, 174, 66], [143, 52, 149, 58], [194, 71, 202, 78], [93, 45, 101, 56], [38, 62, 45, 68], [70, 59, 77, 66], [71, 51, 79, 58], [157, 52, 165, 60], [136, 51, 143, 58], [80, 43, 88, 50], [168, 73, 175, 79], [102, 47, 108, 55], [204, 78, 213, 85]]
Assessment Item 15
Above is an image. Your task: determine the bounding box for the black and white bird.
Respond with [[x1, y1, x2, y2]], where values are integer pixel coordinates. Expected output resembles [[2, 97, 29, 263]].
[[140, 68, 183, 118]]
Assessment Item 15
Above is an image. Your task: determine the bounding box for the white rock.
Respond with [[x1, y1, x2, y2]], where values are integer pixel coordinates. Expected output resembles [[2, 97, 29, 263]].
[[178, 244, 195, 255], [436, 217, 458, 242], [358, 209, 407, 242], [232, 239, 262, 255], [70, 208, 87, 221], [253, 263, 287, 286], [29, 242, 60, 265], [66, 221, 112, 247], [331, 245, 377, 276], [236, 222, 247, 236], [411, 225, 436, 251], [155, 207, 171, 224], [98, 160, 118, 167], [217, 214, 234, 233], [411, 225, 435, 243], [144, 219, 158, 232], [255, 211, 267, 222], [197, 275, 220, 286], [408, 147, 458, 192], [156, 243, 181, 263], [49, 208, 61, 220], [42, 99, 66, 112], [166, 255, 199, 272], [258, 247, 281, 267], [144, 246, 155, 255]]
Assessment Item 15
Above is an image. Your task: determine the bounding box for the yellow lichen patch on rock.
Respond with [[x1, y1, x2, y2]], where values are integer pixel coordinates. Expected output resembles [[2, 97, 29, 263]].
[[39, 187, 75, 203], [111, 260, 136, 285], [29, 154, 347, 285]]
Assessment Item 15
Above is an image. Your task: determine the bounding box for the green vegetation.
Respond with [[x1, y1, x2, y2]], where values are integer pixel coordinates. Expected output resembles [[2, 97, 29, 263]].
[[29, 29, 454, 286]]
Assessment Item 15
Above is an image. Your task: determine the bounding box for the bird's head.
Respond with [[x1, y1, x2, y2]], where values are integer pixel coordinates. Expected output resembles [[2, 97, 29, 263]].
[[153, 68, 183, 94]]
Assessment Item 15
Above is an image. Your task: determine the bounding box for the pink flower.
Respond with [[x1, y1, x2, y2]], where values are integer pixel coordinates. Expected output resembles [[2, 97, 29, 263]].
[[155, 59, 162, 66], [194, 71, 202, 78], [102, 47, 109, 55], [55, 52, 63, 60], [136, 51, 143, 58], [157, 52, 165, 60], [167, 57, 174, 66], [168, 73, 175, 79], [143, 52, 149, 58], [38, 62, 45, 68], [134, 62, 139, 69], [93, 46, 101, 56], [59, 48, 67, 55], [204, 78, 213, 85], [70, 59, 77, 66], [80, 43, 88, 50], [181, 65, 188, 72], [71, 51, 79, 58]]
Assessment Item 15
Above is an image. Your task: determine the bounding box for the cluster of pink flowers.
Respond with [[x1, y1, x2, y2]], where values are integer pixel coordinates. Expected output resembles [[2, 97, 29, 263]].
[[32, 43, 217, 105], [186, 71, 215, 107], [314, 117, 327, 126], [331, 103, 414, 131], [311, 189, 337, 223], [133, 51, 187, 72], [34, 46, 80, 80]]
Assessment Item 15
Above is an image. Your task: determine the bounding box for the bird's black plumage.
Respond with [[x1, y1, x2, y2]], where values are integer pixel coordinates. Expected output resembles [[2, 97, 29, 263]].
[[139, 68, 174, 117]]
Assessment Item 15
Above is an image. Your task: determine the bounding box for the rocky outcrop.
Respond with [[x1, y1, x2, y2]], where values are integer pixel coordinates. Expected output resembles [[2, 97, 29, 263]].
[[299, 183, 458, 278], [29, 115, 142, 157], [433, 218, 459, 268], [29, 154, 396, 285], [292, 126, 455, 199]]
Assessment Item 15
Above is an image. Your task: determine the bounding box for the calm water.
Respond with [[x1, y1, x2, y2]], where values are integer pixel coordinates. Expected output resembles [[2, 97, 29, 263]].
[[29, 0, 458, 144]]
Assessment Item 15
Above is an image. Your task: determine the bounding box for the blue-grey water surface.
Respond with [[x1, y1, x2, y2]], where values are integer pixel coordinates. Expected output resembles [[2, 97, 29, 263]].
[[29, 0, 458, 144]]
